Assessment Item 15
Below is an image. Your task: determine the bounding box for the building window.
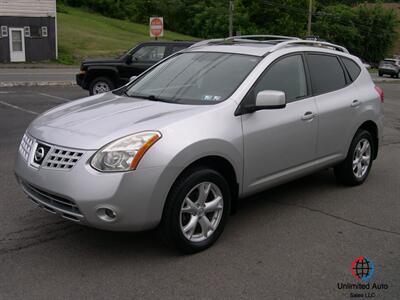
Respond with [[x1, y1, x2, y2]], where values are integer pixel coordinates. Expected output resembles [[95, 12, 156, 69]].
[[30, 27, 41, 38], [24, 26, 30, 37], [41, 26, 48, 37], [1, 26, 8, 38]]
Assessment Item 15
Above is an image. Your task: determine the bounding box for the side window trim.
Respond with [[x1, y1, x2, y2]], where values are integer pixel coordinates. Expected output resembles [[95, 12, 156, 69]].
[[339, 56, 362, 83], [238, 52, 311, 109], [304, 52, 350, 97], [337, 56, 352, 84]]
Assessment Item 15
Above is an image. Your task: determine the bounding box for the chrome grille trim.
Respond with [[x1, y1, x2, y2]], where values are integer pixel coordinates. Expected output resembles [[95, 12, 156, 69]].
[[19, 133, 33, 161], [20, 180, 84, 220], [43, 147, 84, 170]]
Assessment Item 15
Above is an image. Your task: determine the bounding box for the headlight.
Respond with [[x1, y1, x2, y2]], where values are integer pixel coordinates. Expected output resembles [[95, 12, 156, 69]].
[[91, 131, 161, 172]]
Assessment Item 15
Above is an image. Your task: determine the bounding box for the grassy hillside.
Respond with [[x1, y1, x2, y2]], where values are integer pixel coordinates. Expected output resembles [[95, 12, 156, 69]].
[[57, 5, 196, 64]]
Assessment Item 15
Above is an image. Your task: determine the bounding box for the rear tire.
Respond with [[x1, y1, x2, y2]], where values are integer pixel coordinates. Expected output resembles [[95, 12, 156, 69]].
[[160, 167, 231, 253], [89, 77, 115, 95], [334, 130, 374, 186]]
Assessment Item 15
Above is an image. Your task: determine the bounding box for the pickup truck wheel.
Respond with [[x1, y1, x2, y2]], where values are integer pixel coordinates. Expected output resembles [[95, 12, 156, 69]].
[[89, 77, 115, 95], [334, 130, 374, 186], [160, 167, 231, 253]]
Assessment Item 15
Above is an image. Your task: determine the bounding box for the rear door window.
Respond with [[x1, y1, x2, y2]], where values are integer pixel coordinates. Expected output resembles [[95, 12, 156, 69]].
[[342, 57, 361, 82], [307, 54, 347, 95], [170, 45, 189, 54], [132, 45, 166, 62]]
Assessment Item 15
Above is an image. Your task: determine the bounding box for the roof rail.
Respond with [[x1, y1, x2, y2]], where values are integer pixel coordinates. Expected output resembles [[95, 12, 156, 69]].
[[269, 40, 349, 53], [189, 38, 225, 48], [189, 37, 349, 54]]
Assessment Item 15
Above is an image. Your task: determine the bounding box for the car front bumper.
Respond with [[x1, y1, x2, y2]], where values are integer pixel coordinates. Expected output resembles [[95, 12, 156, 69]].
[[76, 73, 87, 89], [14, 143, 174, 231]]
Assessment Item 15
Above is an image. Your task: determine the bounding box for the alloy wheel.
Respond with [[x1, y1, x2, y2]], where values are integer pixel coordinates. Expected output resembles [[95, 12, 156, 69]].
[[179, 182, 224, 243], [352, 138, 371, 179], [93, 81, 110, 94]]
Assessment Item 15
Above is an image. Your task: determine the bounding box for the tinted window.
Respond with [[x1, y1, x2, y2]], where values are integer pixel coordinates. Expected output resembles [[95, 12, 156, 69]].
[[249, 55, 307, 103], [170, 45, 188, 54], [342, 57, 361, 81], [132, 46, 166, 61], [307, 54, 346, 95]]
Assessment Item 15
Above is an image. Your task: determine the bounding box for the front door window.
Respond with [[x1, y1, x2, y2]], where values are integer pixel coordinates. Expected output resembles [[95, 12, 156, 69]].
[[12, 30, 23, 52]]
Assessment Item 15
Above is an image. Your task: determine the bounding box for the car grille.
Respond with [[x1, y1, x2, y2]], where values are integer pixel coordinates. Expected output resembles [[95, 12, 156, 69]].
[[20, 180, 83, 221], [44, 147, 84, 170], [18, 133, 85, 171], [19, 133, 33, 161]]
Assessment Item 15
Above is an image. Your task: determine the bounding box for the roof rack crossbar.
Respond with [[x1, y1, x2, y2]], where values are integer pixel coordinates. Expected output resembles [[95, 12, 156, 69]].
[[269, 40, 349, 53], [189, 35, 301, 48], [229, 35, 301, 41]]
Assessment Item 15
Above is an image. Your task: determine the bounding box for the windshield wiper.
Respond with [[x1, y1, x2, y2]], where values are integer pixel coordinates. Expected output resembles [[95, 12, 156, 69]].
[[128, 93, 175, 103]]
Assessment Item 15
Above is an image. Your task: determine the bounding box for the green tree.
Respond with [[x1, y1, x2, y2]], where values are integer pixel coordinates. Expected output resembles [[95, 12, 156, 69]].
[[313, 4, 361, 54], [314, 4, 398, 62], [354, 4, 398, 62]]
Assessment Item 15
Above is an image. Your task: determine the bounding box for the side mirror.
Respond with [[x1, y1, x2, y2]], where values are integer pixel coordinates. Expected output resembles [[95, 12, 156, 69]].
[[130, 76, 137, 82], [255, 90, 286, 109], [236, 90, 286, 115]]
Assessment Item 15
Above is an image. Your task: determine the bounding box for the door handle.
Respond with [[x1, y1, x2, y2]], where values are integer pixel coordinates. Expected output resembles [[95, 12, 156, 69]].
[[301, 111, 315, 121], [351, 100, 361, 108]]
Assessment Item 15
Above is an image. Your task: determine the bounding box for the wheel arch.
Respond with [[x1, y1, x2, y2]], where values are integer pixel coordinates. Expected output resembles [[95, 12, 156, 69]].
[[85, 67, 119, 88], [160, 154, 240, 219], [357, 120, 379, 160]]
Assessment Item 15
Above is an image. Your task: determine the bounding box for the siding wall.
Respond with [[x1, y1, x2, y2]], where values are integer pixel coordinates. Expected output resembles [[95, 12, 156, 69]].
[[0, 16, 56, 62], [0, 0, 56, 17]]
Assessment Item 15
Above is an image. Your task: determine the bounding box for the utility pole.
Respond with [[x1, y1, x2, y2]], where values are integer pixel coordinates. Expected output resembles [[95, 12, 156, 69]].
[[307, 0, 313, 36], [229, 1, 234, 37]]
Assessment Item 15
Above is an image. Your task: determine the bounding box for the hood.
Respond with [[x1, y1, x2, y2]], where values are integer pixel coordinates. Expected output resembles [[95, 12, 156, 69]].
[[28, 92, 208, 150]]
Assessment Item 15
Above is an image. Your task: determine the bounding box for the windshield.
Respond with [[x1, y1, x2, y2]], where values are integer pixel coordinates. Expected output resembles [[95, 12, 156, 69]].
[[125, 52, 261, 104], [382, 60, 397, 65]]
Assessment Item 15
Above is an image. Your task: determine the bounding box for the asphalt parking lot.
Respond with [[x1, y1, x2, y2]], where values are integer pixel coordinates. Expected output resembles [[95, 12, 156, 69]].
[[0, 85, 399, 299]]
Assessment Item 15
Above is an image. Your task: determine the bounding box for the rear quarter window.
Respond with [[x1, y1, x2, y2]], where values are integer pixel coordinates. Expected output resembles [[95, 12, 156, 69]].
[[342, 57, 361, 82], [306, 53, 347, 95]]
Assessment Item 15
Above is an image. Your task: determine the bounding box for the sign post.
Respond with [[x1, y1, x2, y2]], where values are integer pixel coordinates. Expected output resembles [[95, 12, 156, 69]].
[[149, 17, 164, 40]]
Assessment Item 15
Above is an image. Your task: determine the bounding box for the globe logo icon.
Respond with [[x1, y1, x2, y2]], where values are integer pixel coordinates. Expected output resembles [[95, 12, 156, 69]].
[[351, 256, 374, 281]]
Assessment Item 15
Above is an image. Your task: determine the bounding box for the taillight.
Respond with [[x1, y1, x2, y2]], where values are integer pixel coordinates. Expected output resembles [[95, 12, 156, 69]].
[[375, 86, 384, 103]]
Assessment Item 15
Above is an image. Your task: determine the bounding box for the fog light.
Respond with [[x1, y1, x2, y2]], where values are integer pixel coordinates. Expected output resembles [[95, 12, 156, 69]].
[[97, 207, 117, 222]]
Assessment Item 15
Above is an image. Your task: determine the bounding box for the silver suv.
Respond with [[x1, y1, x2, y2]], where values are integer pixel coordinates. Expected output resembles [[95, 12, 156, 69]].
[[15, 36, 384, 253]]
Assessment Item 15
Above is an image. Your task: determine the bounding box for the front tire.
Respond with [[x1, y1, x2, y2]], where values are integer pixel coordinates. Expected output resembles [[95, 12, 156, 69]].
[[160, 167, 231, 253], [334, 130, 374, 186], [89, 77, 115, 95]]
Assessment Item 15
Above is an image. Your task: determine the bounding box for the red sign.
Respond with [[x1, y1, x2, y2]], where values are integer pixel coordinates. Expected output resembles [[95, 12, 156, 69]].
[[150, 17, 164, 37]]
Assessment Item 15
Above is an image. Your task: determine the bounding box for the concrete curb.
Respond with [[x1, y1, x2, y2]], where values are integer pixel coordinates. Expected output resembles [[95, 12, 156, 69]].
[[373, 79, 400, 84], [0, 64, 79, 69], [0, 81, 76, 87]]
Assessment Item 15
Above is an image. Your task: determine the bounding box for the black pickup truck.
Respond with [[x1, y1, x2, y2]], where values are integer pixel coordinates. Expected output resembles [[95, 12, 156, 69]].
[[76, 41, 194, 95]]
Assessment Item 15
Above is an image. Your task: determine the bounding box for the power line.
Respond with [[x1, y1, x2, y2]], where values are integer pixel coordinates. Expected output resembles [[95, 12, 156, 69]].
[[262, 0, 397, 35]]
